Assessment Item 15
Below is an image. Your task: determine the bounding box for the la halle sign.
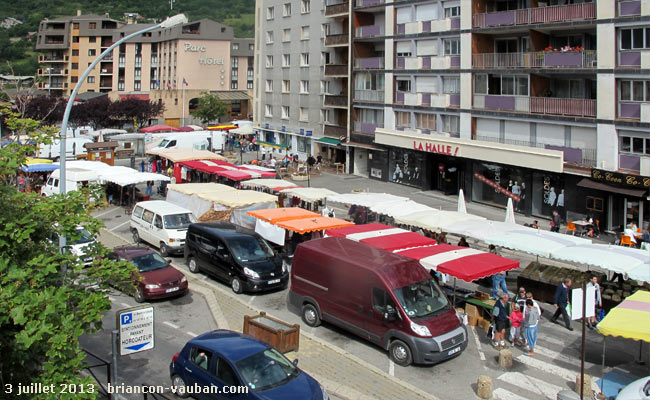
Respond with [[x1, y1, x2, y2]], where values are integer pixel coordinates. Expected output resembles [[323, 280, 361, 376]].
[[412, 140, 460, 156]]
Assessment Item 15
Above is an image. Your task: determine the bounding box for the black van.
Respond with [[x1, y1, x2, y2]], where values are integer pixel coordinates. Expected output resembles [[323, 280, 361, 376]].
[[185, 222, 288, 294]]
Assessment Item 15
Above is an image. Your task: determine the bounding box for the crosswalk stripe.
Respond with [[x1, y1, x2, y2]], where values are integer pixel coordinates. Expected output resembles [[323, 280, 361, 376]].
[[494, 387, 530, 400], [516, 354, 576, 381], [532, 345, 586, 368], [497, 372, 562, 400]]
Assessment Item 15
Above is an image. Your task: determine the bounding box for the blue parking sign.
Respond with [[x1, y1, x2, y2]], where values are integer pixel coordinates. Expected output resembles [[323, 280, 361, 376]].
[[121, 313, 133, 325]]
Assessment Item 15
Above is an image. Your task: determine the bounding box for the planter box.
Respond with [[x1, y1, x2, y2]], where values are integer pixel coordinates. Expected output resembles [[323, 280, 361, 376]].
[[243, 311, 300, 353]]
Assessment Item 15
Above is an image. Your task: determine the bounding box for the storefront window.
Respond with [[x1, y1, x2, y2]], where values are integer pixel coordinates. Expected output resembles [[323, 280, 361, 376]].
[[389, 149, 425, 188], [297, 137, 309, 153], [531, 172, 565, 218], [472, 162, 527, 211]]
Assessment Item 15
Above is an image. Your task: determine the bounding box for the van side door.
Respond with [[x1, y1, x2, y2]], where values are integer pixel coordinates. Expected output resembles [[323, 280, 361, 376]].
[[212, 239, 233, 281], [366, 287, 399, 346], [194, 235, 219, 277], [150, 214, 166, 248], [140, 209, 155, 245]]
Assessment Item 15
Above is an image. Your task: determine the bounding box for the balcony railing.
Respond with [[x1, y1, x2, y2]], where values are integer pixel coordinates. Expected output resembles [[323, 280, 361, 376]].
[[395, 92, 454, 107], [323, 124, 347, 138], [472, 51, 596, 69], [619, 0, 642, 16], [324, 95, 348, 108], [38, 55, 68, 63], [396, 55, 459, 70], [324, 64, 348, 76], [355, 0, 384, 8], [353, 122, 381, 134], [325, 34, 349, 46], [619, 102, 650, 122], [325, 1, 349, 16], [355, 24, 384, 38], [396, 18, 455, 35], [354, 57, 384, 69], [476, 135, 596, 166], [473, 94, 596, 117], [38, 68, 67, 76], [472, 2, 595, 28], [354, 89, 385, 102], [619, 50, 650, 68]]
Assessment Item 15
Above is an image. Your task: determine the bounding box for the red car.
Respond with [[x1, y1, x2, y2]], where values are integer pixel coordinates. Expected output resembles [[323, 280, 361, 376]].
[[111, 245, 188, 302]]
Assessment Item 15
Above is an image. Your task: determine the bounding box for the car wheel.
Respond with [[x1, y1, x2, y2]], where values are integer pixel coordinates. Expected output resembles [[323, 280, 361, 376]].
[[160, 242, 169, 257], [230, 277, 243, 294], [389, 340, 413, 367], [171, 375, 189, 399], [134, 287, 145, 303], [187, 257, 199, 273], [132, 230, 140, 243], [301, 303, 321, 327]]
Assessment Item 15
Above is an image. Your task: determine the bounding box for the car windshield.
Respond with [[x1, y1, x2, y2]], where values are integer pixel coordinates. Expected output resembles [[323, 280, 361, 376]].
[[163, 213, 195, 229], [130, 252, 168, 272], [70, 227, 94, 245], [392, 278, 449, 319], [235, 348, 300, 392], [158, 139, 170, 148], [229, 236, 274, 262]]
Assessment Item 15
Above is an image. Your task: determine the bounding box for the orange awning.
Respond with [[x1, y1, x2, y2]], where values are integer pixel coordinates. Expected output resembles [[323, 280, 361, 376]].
[[276, 217, 354, 234], [247, 207, 319, 224]]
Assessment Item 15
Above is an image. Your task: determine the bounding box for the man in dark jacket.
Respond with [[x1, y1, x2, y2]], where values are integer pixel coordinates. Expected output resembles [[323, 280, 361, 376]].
[[550, 278, 573, 330], [492, 293, 509, 349]]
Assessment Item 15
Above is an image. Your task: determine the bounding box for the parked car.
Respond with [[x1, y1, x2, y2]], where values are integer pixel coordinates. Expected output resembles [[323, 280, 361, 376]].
[[110, 245, 188, 303], [184, 222, 288, 294], [50, 225, 97, 265], [288, 237, 467, 367], [130, 200, 196, 256], [170, 330, 328, 400], [617, 376, 650, 400]]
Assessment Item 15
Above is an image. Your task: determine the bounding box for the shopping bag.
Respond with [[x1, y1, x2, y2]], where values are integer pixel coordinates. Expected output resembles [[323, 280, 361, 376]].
[[486, 323, 494, 340]]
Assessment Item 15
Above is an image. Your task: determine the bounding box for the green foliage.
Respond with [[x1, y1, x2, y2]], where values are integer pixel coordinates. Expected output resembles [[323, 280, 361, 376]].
[[193, 91, 228, 124], [0, 104, 138, 399]]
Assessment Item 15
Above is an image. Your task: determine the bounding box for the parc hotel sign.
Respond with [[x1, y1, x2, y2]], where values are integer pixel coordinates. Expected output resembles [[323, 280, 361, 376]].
[[591, 168, 650, 188], [184, 42, 224, 66]]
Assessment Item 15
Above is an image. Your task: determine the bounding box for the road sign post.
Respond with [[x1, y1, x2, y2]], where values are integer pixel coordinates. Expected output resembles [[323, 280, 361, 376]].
[[116, 305, 155, 356], [111, 330, 118, 400]]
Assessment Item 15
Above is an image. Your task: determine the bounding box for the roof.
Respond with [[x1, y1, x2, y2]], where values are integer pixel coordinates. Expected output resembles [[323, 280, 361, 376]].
[[316, 137, 341, 146], [135, 200, 192, 215], [197, 190, 277, 208], [146, 148, 226, 162], [189, 222, 256, 240], [84, 141, 118, 149], [597, 290, 650, 342], [167, 183, 236, 195], [577, 178, 647, 197], [231, 38, 254, 57], [211, 91, 251, 101], [241, 179, 295, 189], [76, 91, 107, 102], [275, 216, 353, 234], [279, 187, 339, 203], [113, 245, 157, 259], [247, 208, 319, 223], [190, 330, 268, 362]]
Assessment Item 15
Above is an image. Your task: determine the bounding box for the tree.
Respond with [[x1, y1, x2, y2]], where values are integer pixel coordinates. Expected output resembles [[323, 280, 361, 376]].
[[69, 97, 114, 130], [193, 92, 228, 124], [110, 98, 164, 128], [0, 104, 137, 399]]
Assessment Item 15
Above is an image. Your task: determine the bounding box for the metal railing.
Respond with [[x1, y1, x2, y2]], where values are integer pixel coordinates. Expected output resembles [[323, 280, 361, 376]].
[[355, 0, 384, 7], [354, 57, 384, 69], [324, 95, 348, 107], [472, 2, 595, 28], [355, 25, 384, 38], [325, 34, 349, 46], [325, 1, 349, 16], [324, 124, 347, 137], [82, 349, 112, 398], [475, 135, 597, 166], [473, 94, 596, 117], [324, 64, 348, 76], [472, 51, 596, 69], [354, 89, 385, 102]]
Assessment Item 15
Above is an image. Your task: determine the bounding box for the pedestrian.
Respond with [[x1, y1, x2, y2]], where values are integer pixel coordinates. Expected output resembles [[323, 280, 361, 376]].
[[514, 287, 527, 311], [488, 244, 500, 255], [491, 271, 508, 299], [156, 159, 162, 174], [507, 303, 524, 346], [438, 233, 447, 244], [166, 165, 173, 177], [293, 153, 299, 168], [316, 153, 323, 165], [140, 160, 145, 172], [525, 292, 542, 320], [586, 276, 602, 329], [524, 299, 540, 356], [550, 211, 561, 232], [531, 220, 538, 229], [270, 156, 277, 168], [307, 154, 316, 170], [458, 237, 470, 247], [550, 278, 573, 331], [145, 181, 153, 196], [492, 292, 509, 349]]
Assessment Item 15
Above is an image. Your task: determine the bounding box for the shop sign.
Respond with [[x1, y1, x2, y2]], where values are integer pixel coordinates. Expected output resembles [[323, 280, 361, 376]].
[[591, 168, 650, 188], [412, 140, 459, 156], [474, 172, 521, 202], [370, 168, 382, 178]]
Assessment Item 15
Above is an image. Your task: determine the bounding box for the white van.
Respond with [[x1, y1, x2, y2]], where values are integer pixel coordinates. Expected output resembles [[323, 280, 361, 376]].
[[130, 200, 196, 256], [41, 168, 99, 196], [230, 120, 253, 128], [151, 131, 226, 153], [39, 136, 94, 160]]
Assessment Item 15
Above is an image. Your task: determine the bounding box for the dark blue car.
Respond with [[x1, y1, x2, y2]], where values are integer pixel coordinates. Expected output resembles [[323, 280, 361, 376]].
[[170, 330, 329, 400]]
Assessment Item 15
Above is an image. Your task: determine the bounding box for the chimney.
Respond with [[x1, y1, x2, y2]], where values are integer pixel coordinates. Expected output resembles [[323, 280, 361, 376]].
[[76, 9, 81, 16]]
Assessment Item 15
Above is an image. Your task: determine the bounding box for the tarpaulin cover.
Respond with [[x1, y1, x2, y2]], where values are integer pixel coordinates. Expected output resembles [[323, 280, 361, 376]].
[[166, 183, 236, 195], [396, 244, 520, 282], [198, 190, 277, 208], [326, 223, 393, 237], [326, 192, 409, 208], [395, 210, 486, 232], [101, 171, 170, 186], [247, 207, 319, 223], [370, 200, 435, 219], [239, 164, 276, 172], [279, 187, 339, 203], [242, 179, 296, 189], [146, 148, 226, 161], [22, 163, 59, 172], [597, 290, 650, 342], [360, 232, 436, 252], [25, 157, 52, 165], [255, 219, 286, 245], [490, 228, 591, 259], [551, 244, 650, 283], [206, 124, 237, 131], [238, 167, 276, 178], [276, 216, 353, 234], [140, 124, 182, 133]]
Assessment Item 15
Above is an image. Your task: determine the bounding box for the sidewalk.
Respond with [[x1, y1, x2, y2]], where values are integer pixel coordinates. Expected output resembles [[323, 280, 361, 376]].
[[98, 228, 438, 400]]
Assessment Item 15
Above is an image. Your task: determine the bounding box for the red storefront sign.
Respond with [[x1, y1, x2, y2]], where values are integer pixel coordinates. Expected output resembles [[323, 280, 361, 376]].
[[412, 141, 460, 156], [474, 172, 521, 202]]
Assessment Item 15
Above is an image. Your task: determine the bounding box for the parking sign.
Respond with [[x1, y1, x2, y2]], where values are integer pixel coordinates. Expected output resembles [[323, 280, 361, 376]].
[[117, 306, 155, 356]]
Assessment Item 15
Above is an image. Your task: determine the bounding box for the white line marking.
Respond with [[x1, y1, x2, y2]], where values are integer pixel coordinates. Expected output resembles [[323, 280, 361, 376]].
[[497, 371, 562, 400], [538, 333, 565, 347], [187, 331, 198, 337], [120, 302, 130, 308], [94, 207, 121, 218], [110, 220, 131, 232], [493, 388, 530, 400], [247, 296, 256, 305], [388, 360, 395, 376], [470, 326, 486, 361], [532, 345, 596, 369], [516, 354, 576, 381], [163, 321, 180, 329]]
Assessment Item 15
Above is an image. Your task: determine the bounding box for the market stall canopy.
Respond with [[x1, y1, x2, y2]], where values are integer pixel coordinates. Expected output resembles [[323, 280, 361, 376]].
[[22, 157, 58, 172], [370, 200, 435, 219], [550, 244, 650, 283], [237, 166, 276, 178], [101, 171, 170, 186], [206, 124, 237, 131], [444, 220, 522, 242], [396, 244, 520, 282], [186, 125, 204, 131], [361, 232, 437, 252], [242, 179, 296, 190], [198, 190, 277, 208], [178, 126, 195, 132], [179, 160, 259, 180], [140, 124, 182, 133], [231, 125, 254, 135], [166, 183, 236, 195], [326, 192, 409, 208], [326, 223, 395, 237], [56, 160, 110, 172], [146, 148, 226, 162], [395, 210, 486, 232], [279, 187, 339, 203], [25, 157, 52, 165], [275, 216, 353, 234], [239, 164, 276, 172], [489, 228, 592, 258], [247, 207, 319, 223], [597, 290, 650, 341]]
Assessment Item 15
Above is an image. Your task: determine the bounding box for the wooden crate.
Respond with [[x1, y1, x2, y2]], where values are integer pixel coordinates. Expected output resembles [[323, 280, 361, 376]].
[[243, 312, 300, 353]]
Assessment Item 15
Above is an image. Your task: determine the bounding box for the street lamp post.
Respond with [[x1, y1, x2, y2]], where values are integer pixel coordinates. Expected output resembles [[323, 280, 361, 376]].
[[57, 14, 187, 255]]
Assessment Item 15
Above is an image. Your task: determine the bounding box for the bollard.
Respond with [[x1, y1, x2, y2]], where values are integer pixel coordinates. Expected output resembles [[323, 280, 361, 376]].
[[476, 375, 492, 399], [557, 389, 580, 400], [575, 374, 592, 399], [499, 349, 513, 368]]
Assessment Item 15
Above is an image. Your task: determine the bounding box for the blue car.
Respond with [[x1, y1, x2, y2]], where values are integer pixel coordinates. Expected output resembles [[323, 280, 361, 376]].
[[170, 330, 329, 400]]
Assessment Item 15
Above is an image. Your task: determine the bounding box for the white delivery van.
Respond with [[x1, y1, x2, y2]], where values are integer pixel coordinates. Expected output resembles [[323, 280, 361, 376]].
[[230, 120, 253, 128], [39, 136, 94, 160], [130, 200, 196, 256], [151, 131, 226, 153], [41, 168, 99, 196]]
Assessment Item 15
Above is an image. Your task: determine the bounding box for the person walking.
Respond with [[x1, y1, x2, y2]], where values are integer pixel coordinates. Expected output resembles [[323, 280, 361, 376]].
[[458, 237, 470, 247], [514, 287, 527, 311], [524, 299, 540, 356], [525, 292, 542, 321], [507, 303, 524, 346], [550, 210, 561, 232], [491, 271, 508, 299], [492, 293, 509, 349], [550, 278, 573, 331], [586, 276, 602, 329], [145, 181, 153, 197]]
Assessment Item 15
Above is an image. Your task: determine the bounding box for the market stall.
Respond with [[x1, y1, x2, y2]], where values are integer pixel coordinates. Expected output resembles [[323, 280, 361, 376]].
[[326, 192, 410, 224], [140, 124, 182, 133], [277, 187, 339, 212], [369, 200, 435, 220], [394, 209, 486, 233], [240, 179, 301, 194], [146, 148, 226, 162], [177, 159, 260, 184]]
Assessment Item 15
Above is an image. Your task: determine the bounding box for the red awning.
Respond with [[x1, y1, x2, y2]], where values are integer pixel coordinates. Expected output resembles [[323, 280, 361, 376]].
[[177, 126, 195, 132], [140, 124, 182, 133], [326, 223, 393, 237], [396, 244, 519, 282], [238, 167, 277, 178], [179, 160, 254, 181], [360, 232, 436, 252]]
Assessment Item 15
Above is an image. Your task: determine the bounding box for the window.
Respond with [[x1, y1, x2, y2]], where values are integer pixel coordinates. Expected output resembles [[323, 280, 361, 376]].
[[443, 39, 460, 55], [474, 74, 528, 96], [89, 22, 96, 29], [249, 43, 254, 51], [281, 106, 290, 119], [88, 49, 96, 56], [266, 55, 274, 67], [89, 36, 96, 43], [135, 69, 141, 78], [282, 80, 291, 92], [442, 76, 460, 94], [620, 27, 650, 50], [372, 287, 396, 314], [232, 43, 239, 50], [442, 115, 459, 134], [265, 104, 273, 117], [265, 80, 273, 92], [297, 136, 308, 152], [190, 347, 212, 371], [71, 63, 79, 70], [301, 0, 311, 13], [87, 76, 95, 83], [415, 113, 436, 130], [301, 26, 310, 40], [395, 111, 411, 128], [586, 196, 604, 213], [321, 52, 330, 65], [215, 358, 240, 386], [444, 6, 460, 18], [620, 135, 650, 155], [231, 81, 238, 89], [142, 210, 154, 224], [321, 109, 331, 123], [322, 24, 330, 37], [72, 36, 79, 43], [282, 28, 291, 42], [282, 54, 290, 67], [619, 80, 650, 102], [300, 80, 309, 93], [300, 53, 310, 66], [266, 31, 274, 44], [134, 81, 141, 91], [396, 79, 411, 92], [355, 72, 384, 90], [231, 57, 239, 68], [267, 6, 275, 19], [299, 107, 308, 121], [320, 80, 329, 94], [247, 81, 253, 89], [71, 49, 79, 56], [73, 23, 80, 29], [283, 3, 291, 16]]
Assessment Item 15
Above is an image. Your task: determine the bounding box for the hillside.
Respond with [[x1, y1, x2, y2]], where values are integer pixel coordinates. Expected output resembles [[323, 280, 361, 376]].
[[0, 0, 255, 76]]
